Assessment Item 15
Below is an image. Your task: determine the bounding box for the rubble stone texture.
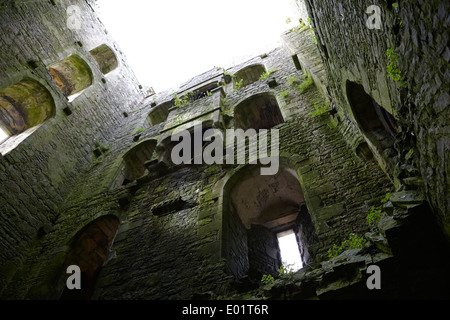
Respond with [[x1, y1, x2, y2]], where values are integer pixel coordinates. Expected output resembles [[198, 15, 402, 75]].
[[0, 0, 449, 300]]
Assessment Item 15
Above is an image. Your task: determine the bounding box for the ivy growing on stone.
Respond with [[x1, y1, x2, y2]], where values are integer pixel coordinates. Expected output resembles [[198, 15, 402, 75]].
[[386, 47, 407, 88]]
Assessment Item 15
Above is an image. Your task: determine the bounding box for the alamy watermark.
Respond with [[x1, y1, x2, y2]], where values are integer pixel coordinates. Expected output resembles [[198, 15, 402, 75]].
[[366, 265, 381, 290], [66, 265, 81, 290], [67, 5, 82, 30], [170, 121, 280, 176], [366, 5, 382, 30]]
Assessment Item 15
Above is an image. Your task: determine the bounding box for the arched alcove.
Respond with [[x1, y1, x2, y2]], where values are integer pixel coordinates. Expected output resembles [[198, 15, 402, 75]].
[[346, 81, 398, 169], [234, 93, 284, 131], [0, 77, 56, 138], [234, 64, 267, 89], [48, 55, 93, 99], [355, 141, 374, 161], [121, 139, 158, 184], [59, 215, 120, 300], [222, 163, 318, 281], [148, 101, 171, 126], [89, 44, 119, 75]]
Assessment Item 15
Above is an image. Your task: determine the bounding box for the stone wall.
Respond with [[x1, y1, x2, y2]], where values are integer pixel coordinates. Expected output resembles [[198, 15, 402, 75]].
[[2, 41, 395, 299], [2, 0, 446, 300], [0, 0, 144, 295], [302, 0, 450, 244], [394, 1, 450, 240]]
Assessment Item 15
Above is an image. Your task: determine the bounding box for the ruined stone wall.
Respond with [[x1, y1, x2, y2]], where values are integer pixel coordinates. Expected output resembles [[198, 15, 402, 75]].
[[3, 42, 395, 299], [0, 0, 144, 295], [5, 0, 446, 300], [303, 0, 449, 243], [394, 1, 450, 240]]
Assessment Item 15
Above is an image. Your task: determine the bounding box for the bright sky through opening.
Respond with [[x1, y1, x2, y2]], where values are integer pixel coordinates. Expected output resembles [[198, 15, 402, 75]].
[[96, 0, 298, 92], [0, 128, 8, 143], [278, 230, 303, 271]]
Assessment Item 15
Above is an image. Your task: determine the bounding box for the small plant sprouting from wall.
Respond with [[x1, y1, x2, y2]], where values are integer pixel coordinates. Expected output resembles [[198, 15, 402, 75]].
[[297, 73, 313, 92], [260, 263, 296, 285], [220, 97, 230, 108], [233, 78, 244, 92], [277, 263, 295, 280], [280, 90, 290, 99], [309, 102, 328, 118], [133, 128, 144, 135], [290, 19, 310, 33], [174, 91, 196, 108], [174, 93, 187, 108], [327, 233, 367, 259], [223, 71, 235, 78], [386, 47, 407, 88], [174, 90, 211, 108], [261, 274, 274, 285], [287, 72, 313, 93], [259, 69, 277, 80], [307, 17, 318, 45], [366, 192, 390, 227]]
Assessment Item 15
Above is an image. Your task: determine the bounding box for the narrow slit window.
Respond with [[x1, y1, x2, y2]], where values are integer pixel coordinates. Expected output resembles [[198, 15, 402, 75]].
[[0, 127, 9, 143], [277, 229, 303, 271]]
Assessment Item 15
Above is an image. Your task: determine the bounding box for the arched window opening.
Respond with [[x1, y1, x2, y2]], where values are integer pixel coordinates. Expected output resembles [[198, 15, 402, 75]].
[[48, 55, 93, 101], [191, 82, 218, 101], [346, 81, 398, 166], [147, 101, 171, 126], [0, 78, 56, 141], [60, 215, 119, 300], [234, 93, 284, 131], [223, 165, 318, 282], [234, 64, 267, 89], [177, 82, 218, 105], [89, 44, 119, 75], [121, 139, 157, 185]]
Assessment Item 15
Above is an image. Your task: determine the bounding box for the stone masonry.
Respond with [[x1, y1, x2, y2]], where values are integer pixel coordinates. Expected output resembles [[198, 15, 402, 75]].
[[0, 0, 449, 300]]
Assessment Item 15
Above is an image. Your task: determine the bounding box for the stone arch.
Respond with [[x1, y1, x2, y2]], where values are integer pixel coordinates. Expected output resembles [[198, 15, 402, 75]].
[[346, 80, 398, 171], [234, 92, 284, 131], [121, 139, 158, 185], [234, 64, 267, 89], [355, 140, 374, 161], [59, 214, 120, 300], [89, 44, 119, 75], [48, 55, 93, 99], [148, 101, 171, 126], [221, 159, 318, 281], [0, 77, 56, 138]]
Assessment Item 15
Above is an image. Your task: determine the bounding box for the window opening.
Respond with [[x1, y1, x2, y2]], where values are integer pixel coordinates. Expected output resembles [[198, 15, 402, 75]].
[[48, 55, 93, 100], [234, 93, 284, 131], [277, 229, 303, 271], [0, 127, 8, 143], [89, 44, 119, 75]]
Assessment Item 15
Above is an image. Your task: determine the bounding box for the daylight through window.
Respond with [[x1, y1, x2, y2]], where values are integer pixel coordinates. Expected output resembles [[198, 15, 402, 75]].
[[277, 229, 303, 271]]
